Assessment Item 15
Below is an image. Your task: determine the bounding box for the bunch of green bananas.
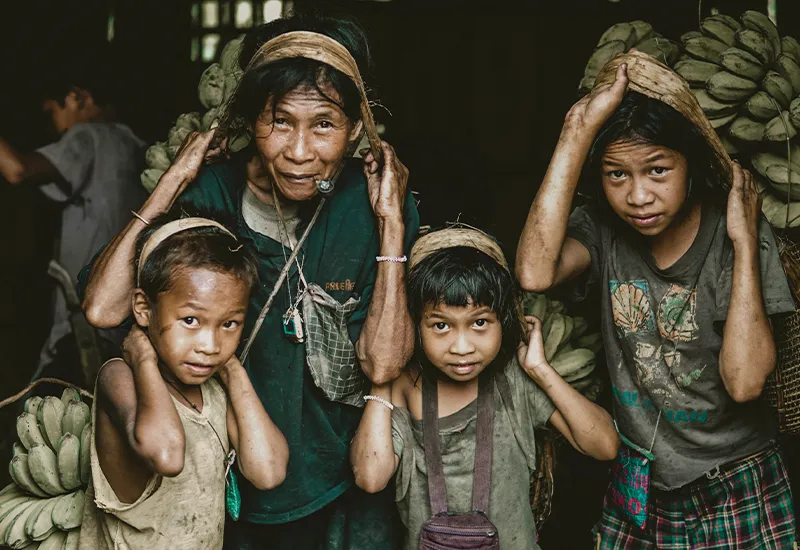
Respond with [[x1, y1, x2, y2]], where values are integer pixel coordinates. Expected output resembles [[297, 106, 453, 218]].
[[676, 11, 800, 153], [142, 36, 247, 193], [0, 389, 92, 549], [580, 21, 681, 95], [522, 293, 604, 401]]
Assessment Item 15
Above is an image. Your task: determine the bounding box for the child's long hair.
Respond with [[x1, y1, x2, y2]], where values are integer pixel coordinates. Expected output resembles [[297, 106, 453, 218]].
[[585, 91, 730, 214], [134, 214, 259, 302], [407, 245, 523, 376]]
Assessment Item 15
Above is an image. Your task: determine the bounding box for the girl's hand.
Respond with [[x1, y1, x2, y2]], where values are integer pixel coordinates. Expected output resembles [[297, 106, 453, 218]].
[[163, 130, 216, 190], [726, 161, 761, 249], [122, 325, 158, 369], [362, 141, 407, 223], [218, 355, 245, 387], [564, 63, 629, 136], [517, 316, 554, 384]]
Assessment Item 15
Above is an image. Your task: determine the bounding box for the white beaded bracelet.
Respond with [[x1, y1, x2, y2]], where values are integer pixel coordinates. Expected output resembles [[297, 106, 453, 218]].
[[376, 255, 407, 263], [363, 395, 394, 410]]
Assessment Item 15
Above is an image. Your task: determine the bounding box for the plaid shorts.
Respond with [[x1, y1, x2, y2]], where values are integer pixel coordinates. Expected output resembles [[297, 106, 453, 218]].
[[594, 446, 797, 550]]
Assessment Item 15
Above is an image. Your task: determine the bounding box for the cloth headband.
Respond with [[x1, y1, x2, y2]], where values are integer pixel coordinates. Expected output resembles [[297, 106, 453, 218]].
[[137, 218, 236, 286], [246, 30, 383, 165], [409, 226, 509, 272], [593, 50, 733, 187]]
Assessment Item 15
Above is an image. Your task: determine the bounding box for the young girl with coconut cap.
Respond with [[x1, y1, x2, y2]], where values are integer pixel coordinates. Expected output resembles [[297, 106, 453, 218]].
[[351, 226, 619, 549], [517, 52, 797, 548]]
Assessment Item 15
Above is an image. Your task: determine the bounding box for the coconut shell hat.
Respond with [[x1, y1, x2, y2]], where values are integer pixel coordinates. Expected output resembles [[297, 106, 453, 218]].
[[216, 31, 384, 169], [593, 50, 734, 188]]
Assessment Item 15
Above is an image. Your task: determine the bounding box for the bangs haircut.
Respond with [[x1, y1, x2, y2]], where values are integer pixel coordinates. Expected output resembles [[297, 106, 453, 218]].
[[408, 246, 523, 370], [134, 215, 259, 303], [586, 91, 729, 211]]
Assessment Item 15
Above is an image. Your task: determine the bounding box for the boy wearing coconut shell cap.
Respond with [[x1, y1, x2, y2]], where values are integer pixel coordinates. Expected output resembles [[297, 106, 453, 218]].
[[80, 12, 418, 549], [517, 52, 797, 547]]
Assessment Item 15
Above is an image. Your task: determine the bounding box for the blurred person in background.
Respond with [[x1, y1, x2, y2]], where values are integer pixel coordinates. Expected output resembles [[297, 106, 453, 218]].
[[0, 51, 147, 383]]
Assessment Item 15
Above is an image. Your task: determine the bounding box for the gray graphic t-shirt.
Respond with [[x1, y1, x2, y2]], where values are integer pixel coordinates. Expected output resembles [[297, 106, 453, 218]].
[[567, 204, 795, 489]]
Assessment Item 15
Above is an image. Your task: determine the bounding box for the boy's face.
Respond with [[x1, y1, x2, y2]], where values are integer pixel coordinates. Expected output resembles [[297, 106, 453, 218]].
[[42, 90, 93, 135], [136, 267, 249, 385], [419, 301, 502, 382], [601, 140, 690, 237]]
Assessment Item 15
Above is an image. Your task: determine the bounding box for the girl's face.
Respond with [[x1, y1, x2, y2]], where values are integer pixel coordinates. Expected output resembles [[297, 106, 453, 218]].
[[253, 84, 362, 202], [601, 140, 690, 237], [419, 301, 503, 382], [134, 267, 249, 385]]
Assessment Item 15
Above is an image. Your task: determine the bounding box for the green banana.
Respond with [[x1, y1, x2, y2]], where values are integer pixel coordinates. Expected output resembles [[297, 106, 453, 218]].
[[765, 112, 797, 142], [719, 47, 765, 81], [547, 299, 565, 315], [27, 445, 65, 497], [544, 313, 566, 362], [729, 115, 766, 141], [0, 494, 34, 524], [746, 91, 782, 120], [17, 413, 47, 452], [741, 10, 781, 55], [12, 443, 26, 458], [630, 20, 655, 43], [735, 28, 775, 65], [20, 498, 50, 546], [79, 424, 91, 487], [701, 17, 736, 46], [635, 37, 680, 66], [37, 397, 64, 451], [26, 497, 58, 542], [585, 40, 627, 78], [597, 22, 638, 50], [709, 112, 738, 129], [560, 316, 574, 346], [721, 134, 740, 155], [0, 483, 22, 501], [563, 361, 596, 383], [683, 35, 728, 65], [24, 397, 43, 418], [530, 294, 547, 321], [752, 152, 800, 179], [675, 59, 722, 86], [576, 333, 603, 354], [9, 455, 48, 498], [711, 13, 741, 31], [791, 98, 800, 130], [762, 71, 794, 109], [782, 37, 800, 64], [571, 317, 589, 340], [36, 530, 66, 550], [0, 500, 37, 547], [550, 348, 596, 379], [60, 388, 81, 409], [681, 31, 702, 42], [57, 434, 82, 492], [61, 400, 90, 438], [51, 490, 84, 530], [706, 70, 758, 102], [578, 75, 596, 94], [694, 89, 740, 117], [775, 54, 800, 97]]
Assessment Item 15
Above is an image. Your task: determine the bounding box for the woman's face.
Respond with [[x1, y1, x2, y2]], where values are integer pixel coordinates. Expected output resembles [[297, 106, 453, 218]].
[[253, 84, 362, 202], [600, 140, 690, 237]]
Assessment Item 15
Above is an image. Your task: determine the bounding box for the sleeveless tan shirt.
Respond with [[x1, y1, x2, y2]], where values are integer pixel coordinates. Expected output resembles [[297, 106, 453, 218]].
[[78, 367, 229, 550]]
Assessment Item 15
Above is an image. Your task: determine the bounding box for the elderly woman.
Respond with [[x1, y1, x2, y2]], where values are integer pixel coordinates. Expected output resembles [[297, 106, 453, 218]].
[[81, 13, 419, 549]]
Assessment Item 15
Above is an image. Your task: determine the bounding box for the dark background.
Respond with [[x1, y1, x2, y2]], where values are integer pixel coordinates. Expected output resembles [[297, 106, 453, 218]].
[[1, 1, 798, 547]]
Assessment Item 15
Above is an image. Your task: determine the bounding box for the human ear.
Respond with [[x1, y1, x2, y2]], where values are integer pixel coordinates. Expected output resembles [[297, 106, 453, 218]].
[[131, 289, 153, 328]]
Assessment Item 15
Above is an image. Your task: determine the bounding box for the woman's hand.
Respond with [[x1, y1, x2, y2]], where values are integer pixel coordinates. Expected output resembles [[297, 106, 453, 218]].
[[122, 325, 158, 369], [564, 63, 629, 137], [517, 315, 555, 384], [362, 141, 408, 223], [162, 130, 217, 192], [727, 161, 761, 250]]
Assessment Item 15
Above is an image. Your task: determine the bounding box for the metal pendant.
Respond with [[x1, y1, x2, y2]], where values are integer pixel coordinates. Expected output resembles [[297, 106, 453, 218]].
[[283, 307, 305, 343]]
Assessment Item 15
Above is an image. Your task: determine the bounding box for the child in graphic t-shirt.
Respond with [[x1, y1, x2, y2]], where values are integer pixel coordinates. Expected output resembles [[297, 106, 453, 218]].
[[516, 57, 796, 548]]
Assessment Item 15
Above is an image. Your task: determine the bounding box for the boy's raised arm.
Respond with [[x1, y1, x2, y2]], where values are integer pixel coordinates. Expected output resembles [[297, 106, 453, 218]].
[[221, 357, 288, 491], [516, 64, 629, 292], [350, 383, 400, 494], [98, 326, 186, 476], [83, 131, 215, 328]]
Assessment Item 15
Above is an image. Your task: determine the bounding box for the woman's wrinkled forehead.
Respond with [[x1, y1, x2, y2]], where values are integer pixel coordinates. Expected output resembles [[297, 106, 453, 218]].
[[601, 140, 685, 167]]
